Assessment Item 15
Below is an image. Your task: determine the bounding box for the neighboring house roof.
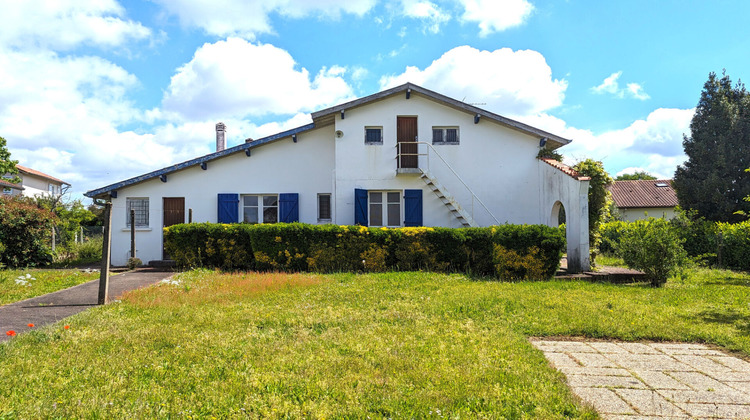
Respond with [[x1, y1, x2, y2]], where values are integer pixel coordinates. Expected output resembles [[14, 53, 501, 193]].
[[540, 158, 591, 181], [16, 165, 70, 185], [0, 178, 24, 190], [608, 179, 678, 209], [85, 83, 574, 198], [312, 83, 572, 149]]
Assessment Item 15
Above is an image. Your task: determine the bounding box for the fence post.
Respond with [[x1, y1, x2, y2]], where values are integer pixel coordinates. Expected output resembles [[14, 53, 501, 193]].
[[51, 228, 56, 252], [189, 208, 193, 223], [130, 209, 136, 259], [717, 231, 723, 268], [98, 202, 113, 305]]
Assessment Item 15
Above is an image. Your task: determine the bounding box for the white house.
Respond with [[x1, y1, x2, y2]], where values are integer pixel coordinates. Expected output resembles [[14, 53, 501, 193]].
[[85, 83, 591, 272], [2, 165, 69, 198], [608, 179, 678, 222]]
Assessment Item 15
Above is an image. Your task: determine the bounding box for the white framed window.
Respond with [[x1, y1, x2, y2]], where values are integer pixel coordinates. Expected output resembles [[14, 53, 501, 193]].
[[126, 198, 149, 227], [364, 126, 383, 145], [368, 191, 401, 227], [432, 126, 459, 144], [242, 194, 278, 224], [2, 187, 11, 195], [318, 193, 332, 222]]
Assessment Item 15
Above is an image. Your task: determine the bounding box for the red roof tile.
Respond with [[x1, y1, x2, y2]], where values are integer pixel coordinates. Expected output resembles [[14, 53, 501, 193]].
[[540, 158, 591, 181], [16, 165, 69, 185], [608, 179, 678, 209]]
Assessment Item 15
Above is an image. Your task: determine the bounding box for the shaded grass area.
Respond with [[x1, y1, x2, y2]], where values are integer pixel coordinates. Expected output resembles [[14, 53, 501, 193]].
[[1, 267, 749, 418], [0, 269, 100, 306]]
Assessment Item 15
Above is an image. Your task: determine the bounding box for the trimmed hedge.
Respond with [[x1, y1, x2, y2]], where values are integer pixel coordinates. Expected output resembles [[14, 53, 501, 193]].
[[164, 223, 565, 279]]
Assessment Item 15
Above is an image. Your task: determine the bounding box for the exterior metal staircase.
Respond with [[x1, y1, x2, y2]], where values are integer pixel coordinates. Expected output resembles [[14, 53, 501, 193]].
[[419, 170, 477, 227]]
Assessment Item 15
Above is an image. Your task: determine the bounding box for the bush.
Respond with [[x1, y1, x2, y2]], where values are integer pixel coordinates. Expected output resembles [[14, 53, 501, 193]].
[[53, 238, 103, 266], [618, 218, 687, 287], [599, 221, 629, 255], [718, 221, 750, 271], [0, 197, 57, 267], [163, 222, 566, 280]]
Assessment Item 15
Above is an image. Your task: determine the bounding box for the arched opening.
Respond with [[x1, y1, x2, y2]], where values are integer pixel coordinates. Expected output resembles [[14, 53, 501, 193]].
[[550, 201, 566, 226]]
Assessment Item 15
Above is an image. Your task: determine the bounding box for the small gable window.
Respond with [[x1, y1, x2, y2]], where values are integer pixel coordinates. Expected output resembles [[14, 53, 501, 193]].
[[365, 127, 383, 145], [432, 127, 459, 145]]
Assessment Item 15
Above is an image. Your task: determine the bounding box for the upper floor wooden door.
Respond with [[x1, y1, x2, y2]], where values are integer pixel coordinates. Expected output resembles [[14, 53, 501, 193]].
[[397, 116, 418, 169], [163, 197, 184, 260]]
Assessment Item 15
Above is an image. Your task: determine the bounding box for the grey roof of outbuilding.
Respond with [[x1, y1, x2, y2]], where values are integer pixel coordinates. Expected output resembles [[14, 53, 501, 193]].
[[312, 83, 572, 149]]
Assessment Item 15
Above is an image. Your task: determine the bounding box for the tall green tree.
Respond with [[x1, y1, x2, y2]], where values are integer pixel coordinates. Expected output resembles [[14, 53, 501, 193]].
[[0, 136, 21, 184], [673, 71, 750, 222], [573, 159, 614, 263], [616, 171, 657, 181]]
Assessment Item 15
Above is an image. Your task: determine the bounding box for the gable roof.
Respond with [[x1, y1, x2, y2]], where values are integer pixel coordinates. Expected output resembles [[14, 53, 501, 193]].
[[85, 123, 316, 198], [0, 178, 24, 190], [16, 165, 69, 185], [608, 179, 678, 209], [312, 83, 572, 149], [540, 158, 591, 181], [85, 83, 574, 199]]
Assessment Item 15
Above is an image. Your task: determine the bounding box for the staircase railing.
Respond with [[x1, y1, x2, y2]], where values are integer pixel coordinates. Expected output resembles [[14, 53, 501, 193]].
[[396, 142, 500, 225]]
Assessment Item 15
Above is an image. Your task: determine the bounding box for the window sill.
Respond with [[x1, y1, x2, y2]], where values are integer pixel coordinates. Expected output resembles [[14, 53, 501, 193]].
[[318, 219, 332, 224], [121, 227, 153, 232], [432, 142, 460, 145], [364, 142, 383, 146]]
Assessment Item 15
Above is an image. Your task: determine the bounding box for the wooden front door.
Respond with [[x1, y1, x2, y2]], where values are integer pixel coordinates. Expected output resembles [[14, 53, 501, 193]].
[[397, 116, 418, 169], [163, 197, 185, 259]]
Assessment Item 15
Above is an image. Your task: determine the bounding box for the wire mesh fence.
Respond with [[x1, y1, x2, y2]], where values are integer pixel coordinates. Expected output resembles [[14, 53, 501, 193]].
[[51, 226, 104, 250]]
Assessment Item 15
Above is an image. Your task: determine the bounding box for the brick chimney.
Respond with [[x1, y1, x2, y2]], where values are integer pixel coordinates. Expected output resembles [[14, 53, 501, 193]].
[[216, 122, 226, 152]]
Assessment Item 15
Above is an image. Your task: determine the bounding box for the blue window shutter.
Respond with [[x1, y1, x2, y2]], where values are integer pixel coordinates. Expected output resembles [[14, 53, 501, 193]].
[[354, 188, 368, 225], [404, 189, 423, 227], [279, 193, 299, 223], [217, 193, 239, 223]]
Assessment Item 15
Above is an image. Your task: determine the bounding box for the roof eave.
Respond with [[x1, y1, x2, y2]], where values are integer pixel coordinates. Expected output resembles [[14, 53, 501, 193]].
[[84, 122, 317, 198]]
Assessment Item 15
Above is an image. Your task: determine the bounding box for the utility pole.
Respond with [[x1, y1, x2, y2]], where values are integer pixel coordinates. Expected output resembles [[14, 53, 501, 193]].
[[98, 201, 112, 305]]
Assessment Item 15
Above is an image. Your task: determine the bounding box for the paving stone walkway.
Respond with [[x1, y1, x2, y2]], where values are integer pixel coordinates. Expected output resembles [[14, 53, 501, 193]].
[[531, 339, 750, 419]]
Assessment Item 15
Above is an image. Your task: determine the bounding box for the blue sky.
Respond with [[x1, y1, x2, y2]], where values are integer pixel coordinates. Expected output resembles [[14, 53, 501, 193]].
[[2, 0, 749, 199]]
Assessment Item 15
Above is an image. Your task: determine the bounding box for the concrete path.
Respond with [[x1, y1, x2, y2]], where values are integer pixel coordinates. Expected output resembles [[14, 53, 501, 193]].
[[1, 269, 174, 342], [531, 338, 750, 419]]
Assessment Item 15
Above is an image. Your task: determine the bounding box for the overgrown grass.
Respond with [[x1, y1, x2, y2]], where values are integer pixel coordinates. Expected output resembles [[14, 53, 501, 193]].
[[50, 238, 103, 267], [1, 267, 749, 418], [0, 269, 100, 306], [594, 254, 626, 268]]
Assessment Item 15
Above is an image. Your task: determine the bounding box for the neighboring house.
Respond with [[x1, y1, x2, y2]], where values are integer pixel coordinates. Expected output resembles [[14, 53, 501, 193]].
[[608, 179, 678, 222], [2, 165, 69, 198], [0, 178, 24, 196], [85, 83, 592, 272]]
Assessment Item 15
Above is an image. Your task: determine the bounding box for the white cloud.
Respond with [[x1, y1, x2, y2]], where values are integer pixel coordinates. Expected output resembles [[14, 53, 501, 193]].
[[401, 0, 451, 33], [0, 0, 151, 51], [162, 38, 355, 121], [153, 0, 377, 38], [518, 108, 693, 178], [457, 0, 534, 36], [380, 45, 567, 116], [591, 71, 651, 100]]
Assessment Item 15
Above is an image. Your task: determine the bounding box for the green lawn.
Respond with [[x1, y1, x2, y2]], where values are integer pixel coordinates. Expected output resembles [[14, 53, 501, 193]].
[[1, 267, 749, 418], [0, 268, 101, 306]]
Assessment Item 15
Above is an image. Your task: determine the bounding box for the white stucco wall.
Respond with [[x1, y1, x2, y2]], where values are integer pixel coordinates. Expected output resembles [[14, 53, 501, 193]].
[[616, 207, 676, 222], [107, 126, 335, 266], [333, 94, 549, 228], [20, 174, 63, 198]]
